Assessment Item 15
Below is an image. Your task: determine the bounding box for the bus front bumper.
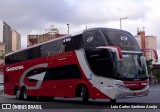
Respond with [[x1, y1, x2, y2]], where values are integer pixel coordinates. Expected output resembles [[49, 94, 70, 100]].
[[114, 85, 149, 99]]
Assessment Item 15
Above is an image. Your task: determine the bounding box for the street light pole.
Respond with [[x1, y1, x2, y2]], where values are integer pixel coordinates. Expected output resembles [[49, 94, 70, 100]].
[[120, 17, 128, 30], [67, 24, 69, 34], [86, 25, 87, 29]]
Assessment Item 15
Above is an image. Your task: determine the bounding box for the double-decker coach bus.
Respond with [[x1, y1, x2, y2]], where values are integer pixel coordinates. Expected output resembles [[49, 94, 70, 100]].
[[4, 28, 158, 103]]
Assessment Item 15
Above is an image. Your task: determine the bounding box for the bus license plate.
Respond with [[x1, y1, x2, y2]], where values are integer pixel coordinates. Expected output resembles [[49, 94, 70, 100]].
[[134, 92, 141, 96]]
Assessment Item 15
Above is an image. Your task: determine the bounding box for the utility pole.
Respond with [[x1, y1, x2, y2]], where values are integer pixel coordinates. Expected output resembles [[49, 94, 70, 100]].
[[120, 17, 128, 30], [67, 24, 69, 34]]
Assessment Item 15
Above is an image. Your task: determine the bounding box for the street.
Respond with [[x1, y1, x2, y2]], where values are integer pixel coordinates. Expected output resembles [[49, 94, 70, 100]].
[[0, 85, 160, 112]]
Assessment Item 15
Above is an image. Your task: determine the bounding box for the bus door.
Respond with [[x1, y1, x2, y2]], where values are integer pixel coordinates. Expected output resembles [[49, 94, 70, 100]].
[[83, 31, 116, 98]]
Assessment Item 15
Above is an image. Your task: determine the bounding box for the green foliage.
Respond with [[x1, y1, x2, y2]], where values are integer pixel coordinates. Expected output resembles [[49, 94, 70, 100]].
[[0, 50, 5, 60], [146, 59, 153, 74], [146, 59, 153, 65], [152, 69, 160, 77], [152, 69, 160, 79]]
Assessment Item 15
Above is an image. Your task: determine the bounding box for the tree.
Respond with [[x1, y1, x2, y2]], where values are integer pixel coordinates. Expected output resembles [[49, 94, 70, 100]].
[[0, 50, 4, 60], [146, 58, 153, 75], [152, 64, 160, 83]]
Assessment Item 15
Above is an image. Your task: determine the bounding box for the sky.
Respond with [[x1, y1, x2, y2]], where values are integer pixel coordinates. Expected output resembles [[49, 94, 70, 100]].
[[0, 0, 160, 60]]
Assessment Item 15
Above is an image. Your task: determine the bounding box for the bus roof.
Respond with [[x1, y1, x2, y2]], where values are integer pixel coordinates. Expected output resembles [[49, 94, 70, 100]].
[[5, 27, 129, 57], [5, 31, 83, 57]]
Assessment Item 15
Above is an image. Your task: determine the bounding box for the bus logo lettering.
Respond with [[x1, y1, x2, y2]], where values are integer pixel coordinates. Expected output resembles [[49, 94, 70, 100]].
[[19, 63, 48, 90], [6, 65, 24, 72], [120, 36, 128, 41], [87, 36, 93, 42], [28, 72, 46, 81], [63, 38, 71, 42]]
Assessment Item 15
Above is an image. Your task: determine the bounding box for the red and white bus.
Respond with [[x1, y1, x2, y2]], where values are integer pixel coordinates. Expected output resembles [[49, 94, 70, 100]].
[[4, 28, 158, 103]]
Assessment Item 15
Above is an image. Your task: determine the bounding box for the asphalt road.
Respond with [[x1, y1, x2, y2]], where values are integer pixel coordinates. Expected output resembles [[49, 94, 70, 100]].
[[0, 85, 160, 112]]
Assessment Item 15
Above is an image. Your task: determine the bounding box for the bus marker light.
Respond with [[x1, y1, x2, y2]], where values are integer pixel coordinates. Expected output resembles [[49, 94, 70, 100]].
[[88, 74, 92, 80]]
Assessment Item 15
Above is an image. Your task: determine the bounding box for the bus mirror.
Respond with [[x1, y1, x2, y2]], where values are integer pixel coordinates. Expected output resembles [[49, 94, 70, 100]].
[[141, 49, 158, 62], [96, 46, 122, 61]]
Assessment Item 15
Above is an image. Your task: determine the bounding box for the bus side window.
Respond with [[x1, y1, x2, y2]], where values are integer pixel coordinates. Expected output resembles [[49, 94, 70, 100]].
[[5, 54, 16, 65], [70, 34, 83, 50], [27, 46, 41, 60], [63, 34, 82, 52], [41, 39, 64, 56], [63, 37, 71, 52]]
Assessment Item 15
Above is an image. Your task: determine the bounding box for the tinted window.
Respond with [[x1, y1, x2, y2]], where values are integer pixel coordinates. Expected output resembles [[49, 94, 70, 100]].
[[83, 31, 115, 78], [63, 34, 82, 52], [83, 31, 106, 50], [88, 49, 115, 78], [102, 30, 140, 51], [28, 46, 41, 60], [41, 39, 63, 57], [63, 37, 71, 52], [70, 35, 83, 50], [5, 46, 42, 65], [26, 64, 82, 81], [15, 50, 28, 62], [44, 64, 82, 80], [5, 54, 16, 65], [5, 34, 82, 65]]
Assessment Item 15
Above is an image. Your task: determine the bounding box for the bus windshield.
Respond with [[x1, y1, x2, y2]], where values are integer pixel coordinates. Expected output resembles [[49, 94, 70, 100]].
[[116, 54, 148, 79], [102, 30, 140, 51]]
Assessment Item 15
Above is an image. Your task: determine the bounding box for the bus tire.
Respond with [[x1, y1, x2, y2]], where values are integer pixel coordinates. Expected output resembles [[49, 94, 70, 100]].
[[22, 88, 28, 100], [110, 99, 116, 104], [15, 89, 21, 100], [81, 86, 89, 103]]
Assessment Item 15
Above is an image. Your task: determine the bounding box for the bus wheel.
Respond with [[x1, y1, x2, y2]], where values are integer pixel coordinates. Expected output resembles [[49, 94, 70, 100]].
[[110, 99, 116, 104], [15, 89, 21, 100], [22, 88, 28, 100], [81, 86, 89, 103]]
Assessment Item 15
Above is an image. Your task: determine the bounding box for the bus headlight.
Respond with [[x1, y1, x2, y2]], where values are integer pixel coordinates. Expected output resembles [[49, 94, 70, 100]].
[[116, 84, 130, 91]]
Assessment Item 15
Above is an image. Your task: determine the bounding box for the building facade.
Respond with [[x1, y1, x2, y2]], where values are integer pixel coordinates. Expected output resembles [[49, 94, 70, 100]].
[[145, 36, 157, 63], [134, 29, 157, 64], [134, 35, 142, 48], [0, 20, 12, 53], [0, 43, 5, 69], [27, 27, 65, 47], [11, 29, 21, 51], [0, 20, 21, 70]]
